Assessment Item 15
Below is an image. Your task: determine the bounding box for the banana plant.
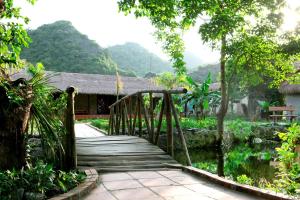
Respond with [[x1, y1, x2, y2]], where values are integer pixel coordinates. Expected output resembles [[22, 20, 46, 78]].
[[183, 73, 221, 118]]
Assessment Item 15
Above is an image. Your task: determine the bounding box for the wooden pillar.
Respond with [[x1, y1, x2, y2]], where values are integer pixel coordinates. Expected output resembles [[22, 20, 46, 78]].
[[149, 93, 155, 143], [65, 86, 77, 170], [164, 92, 174, 157], [155, 99, 165, 145], [137, 94, 143, 137]]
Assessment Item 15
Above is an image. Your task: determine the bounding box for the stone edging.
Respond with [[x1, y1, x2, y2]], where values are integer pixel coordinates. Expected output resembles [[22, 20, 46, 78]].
[[49, 169, 98, 200], [182, 166, 293, 200]]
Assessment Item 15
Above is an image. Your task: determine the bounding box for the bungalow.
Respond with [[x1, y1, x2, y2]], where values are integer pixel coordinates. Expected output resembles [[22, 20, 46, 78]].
[[13, 71, 163, 119], [279, 83, 300, 118]]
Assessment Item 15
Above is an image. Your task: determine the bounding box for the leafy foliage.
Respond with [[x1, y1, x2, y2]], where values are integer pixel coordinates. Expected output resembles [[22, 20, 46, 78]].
[[226, 119, 253, 141], [0, 0, 34, 77], [237, 174, 254, 186], [0, 161, 86, 198], [183, 74, 221, 118], [25, 64, 67, 165], [155, 72, 185, 90], [272, 124, 300, 195]]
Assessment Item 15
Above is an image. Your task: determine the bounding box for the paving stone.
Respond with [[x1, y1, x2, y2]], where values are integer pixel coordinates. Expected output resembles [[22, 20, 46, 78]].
[[128, 171, 163, 179], [103, 179, 143, 191], [84, 191, 117, 200], [138, 177, 179, 187], [101, 173, 133, 182], [170, 175, 205, 185], [184, 184, 260, 200], [158, 170, 186, 177], [111, 188, 163, 200], [149, 185, 195, 197], [164, 194, 214, 200]]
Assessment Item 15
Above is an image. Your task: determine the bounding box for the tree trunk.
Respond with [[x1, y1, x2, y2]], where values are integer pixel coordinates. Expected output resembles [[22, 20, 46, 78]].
[[0, 79, 33, 170], [216, 35, 228, 177]]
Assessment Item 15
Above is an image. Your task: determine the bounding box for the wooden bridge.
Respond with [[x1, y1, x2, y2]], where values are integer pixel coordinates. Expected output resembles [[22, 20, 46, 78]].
[[76, 89, 190, 171], [63, 88, 289, 200]]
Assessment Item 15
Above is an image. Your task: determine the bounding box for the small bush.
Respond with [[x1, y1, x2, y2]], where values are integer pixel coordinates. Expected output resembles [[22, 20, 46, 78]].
[[237, 174, 254, 185], [226, 119, 253, 141], [0, 161, 86, 198]]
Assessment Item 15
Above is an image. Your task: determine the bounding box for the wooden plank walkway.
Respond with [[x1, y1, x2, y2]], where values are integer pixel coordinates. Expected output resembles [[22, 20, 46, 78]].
[[76, 127, 180, 171]]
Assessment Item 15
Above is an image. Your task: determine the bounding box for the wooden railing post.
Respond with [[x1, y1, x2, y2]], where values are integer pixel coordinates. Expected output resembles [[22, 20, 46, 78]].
[[137, 93, 143, 137], [149, 92, 155, 143], [164, 92, 174, 157], [65, 86, 77, 170], [154, 99, 165, 145], [140, 94, 151, 141], [169, 94, 192, 166]]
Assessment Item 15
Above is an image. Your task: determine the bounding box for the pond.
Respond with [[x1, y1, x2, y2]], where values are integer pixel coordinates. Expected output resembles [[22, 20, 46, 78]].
[[175, 143, 278, 186]]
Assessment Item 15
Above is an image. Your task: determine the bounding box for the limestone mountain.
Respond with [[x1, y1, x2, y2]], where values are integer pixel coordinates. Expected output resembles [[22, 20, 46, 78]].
[[21, 21, 134, 76], [107, 42, 172, 77]]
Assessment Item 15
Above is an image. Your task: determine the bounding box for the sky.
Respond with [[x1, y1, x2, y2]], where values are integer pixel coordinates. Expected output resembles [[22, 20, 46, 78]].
[[17, 0, 300, 65]]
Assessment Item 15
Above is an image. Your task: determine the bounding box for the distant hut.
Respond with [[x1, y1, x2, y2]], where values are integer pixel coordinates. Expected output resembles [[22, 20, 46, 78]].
[[13, 71, 163, 119], [279, 82, 300, 117]]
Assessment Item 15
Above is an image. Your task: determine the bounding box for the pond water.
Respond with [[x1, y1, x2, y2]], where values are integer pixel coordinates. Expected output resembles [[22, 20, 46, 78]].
[[175, 143, 278, 186]]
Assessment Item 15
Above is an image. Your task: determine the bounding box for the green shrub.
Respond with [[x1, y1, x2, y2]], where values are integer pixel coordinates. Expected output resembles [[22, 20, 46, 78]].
[[226, 119, 253, 141], [193, 162, 217, 173], [237, 174, 254, 185], [0, 161, 86, 198], [272, 124, 300, 195], [89, 119, 109, 131]]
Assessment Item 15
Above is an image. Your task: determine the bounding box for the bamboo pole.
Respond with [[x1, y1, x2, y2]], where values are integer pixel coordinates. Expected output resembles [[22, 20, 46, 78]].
[[169, 93, 192, 166], [164, 92, 174, 157]]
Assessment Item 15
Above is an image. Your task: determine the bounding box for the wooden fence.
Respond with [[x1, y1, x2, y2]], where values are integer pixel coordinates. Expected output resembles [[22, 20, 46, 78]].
[[108, 89, 192, 166]]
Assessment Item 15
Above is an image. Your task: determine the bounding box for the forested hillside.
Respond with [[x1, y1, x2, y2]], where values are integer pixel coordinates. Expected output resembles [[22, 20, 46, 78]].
[[21, 21, 173, 77], [188, 64, 220, 83], [21, 21, 134, 76], [107, 42, 172, 76]]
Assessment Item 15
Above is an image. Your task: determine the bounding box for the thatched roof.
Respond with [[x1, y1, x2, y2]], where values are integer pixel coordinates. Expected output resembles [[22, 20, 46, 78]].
[[279, 82, 300, 95], [12, 71, 164, 95]]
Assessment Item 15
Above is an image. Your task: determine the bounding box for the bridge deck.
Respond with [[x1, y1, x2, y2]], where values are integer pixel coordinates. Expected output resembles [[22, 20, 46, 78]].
[[77, 135, 180, 172]]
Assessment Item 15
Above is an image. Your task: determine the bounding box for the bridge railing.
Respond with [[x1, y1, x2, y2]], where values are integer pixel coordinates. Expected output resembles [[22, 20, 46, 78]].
[[108, 89, 191, 166]]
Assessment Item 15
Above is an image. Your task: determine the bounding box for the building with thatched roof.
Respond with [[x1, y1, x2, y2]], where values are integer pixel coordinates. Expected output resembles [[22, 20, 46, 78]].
[[13, 71, 163, 119], [279, 82, 300, 117]]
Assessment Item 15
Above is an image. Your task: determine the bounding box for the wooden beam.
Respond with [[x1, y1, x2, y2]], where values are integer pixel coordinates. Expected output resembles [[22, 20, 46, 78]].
[[109, 88, 187, 108], [169, 93, 192, 166]]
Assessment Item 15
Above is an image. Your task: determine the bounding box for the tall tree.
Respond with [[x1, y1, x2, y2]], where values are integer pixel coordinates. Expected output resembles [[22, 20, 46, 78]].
[[117, 0, 291, 176], [0, 0, 35, 169]]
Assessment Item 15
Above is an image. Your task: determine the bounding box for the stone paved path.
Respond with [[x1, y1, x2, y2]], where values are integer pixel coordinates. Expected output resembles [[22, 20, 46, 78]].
[[75, 123, 105, 138], [84, 170, 264, 200]]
